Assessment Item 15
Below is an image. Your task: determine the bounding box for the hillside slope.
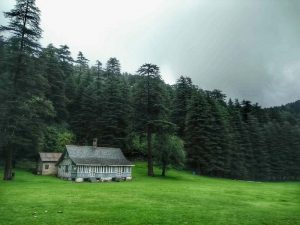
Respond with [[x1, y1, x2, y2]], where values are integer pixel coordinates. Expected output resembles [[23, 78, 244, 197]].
[[0, 163, 299, 225]]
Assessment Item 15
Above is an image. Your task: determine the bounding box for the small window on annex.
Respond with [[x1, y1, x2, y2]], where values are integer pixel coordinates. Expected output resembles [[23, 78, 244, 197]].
[[44, 164, 49, 170]]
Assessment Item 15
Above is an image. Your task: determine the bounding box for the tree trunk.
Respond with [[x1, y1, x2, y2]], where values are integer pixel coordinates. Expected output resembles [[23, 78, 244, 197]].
[[161, 163, 166, 177], [146, 71, 154, 177], [3, 146, 13, 180], [147, 126, 154, 176]]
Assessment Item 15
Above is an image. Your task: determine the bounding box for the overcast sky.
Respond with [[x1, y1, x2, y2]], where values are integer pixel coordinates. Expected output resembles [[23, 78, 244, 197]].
[[1, 0, 300, 107]]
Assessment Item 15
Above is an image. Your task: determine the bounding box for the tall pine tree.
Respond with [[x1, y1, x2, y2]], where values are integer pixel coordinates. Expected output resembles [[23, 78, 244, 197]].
[[0, 0, 54, 180], [133, 64, 167, 176]]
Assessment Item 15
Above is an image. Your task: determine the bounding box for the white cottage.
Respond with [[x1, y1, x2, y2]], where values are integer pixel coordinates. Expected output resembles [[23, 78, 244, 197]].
[[57, 141, 133, 181]]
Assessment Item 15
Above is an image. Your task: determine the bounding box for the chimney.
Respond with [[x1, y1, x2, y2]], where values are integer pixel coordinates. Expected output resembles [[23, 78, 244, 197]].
[[92, 138, 98, 149]]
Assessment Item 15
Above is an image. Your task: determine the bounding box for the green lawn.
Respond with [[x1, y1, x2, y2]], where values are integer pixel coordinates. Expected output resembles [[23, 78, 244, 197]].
[[0, 163, 299, 225]]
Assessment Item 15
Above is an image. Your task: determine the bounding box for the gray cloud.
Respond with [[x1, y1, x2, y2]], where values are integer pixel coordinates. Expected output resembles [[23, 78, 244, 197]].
[[142, 0, 300, 107]]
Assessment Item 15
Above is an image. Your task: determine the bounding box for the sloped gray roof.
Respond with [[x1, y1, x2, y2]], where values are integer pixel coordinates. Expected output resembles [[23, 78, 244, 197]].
[[39, 152, 62, 162], [65, 145, 133, 166]]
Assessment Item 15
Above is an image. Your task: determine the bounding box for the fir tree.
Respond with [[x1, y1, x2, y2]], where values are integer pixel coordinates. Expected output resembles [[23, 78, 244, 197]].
[[133, 63, 167, 176], [101, 75, 130, 148], [171, 76, 193, 137], [185, 89, 211, 174], [106, 57, 121, 75], [0, 0, 51, 180], [40, 44, 68, 121]]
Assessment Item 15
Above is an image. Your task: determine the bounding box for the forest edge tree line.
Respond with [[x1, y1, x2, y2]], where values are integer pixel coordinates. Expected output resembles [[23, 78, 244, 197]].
[[0, 0, 299, 181]]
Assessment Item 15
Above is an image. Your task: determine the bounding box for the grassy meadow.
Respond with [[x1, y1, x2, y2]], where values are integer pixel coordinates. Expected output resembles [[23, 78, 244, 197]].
[[0, 163, 299, 225]]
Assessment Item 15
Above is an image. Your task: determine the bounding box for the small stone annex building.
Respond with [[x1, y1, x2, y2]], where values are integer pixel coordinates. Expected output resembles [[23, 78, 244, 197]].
[[37, 152, 62, 175], [57, 141, 134, 181]]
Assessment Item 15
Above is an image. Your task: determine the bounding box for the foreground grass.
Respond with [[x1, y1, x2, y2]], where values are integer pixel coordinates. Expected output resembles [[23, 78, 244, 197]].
[[0, 163, 299, 225]]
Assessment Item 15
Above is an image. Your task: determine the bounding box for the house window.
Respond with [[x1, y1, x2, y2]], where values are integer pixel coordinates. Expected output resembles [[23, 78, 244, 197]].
[[66, 165, 69, 172], [44, 164, 49, 170]]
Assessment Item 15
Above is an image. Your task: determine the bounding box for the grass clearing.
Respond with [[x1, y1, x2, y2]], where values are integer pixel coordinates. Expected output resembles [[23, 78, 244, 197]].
[[0, 163, 299, 225]]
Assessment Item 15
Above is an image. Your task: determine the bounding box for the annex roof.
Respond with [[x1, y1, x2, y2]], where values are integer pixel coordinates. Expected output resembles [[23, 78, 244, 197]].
[[65, 145, 133, 166], [39, 152, 62, 162]]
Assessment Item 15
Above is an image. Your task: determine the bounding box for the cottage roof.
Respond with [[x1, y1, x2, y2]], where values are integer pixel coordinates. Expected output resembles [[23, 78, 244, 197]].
[[39, 152, 62, 162], [65, 145, 133, 166]]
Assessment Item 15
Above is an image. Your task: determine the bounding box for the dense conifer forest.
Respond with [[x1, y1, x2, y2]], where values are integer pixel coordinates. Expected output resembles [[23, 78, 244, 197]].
[[1, 0, 299, 181]]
